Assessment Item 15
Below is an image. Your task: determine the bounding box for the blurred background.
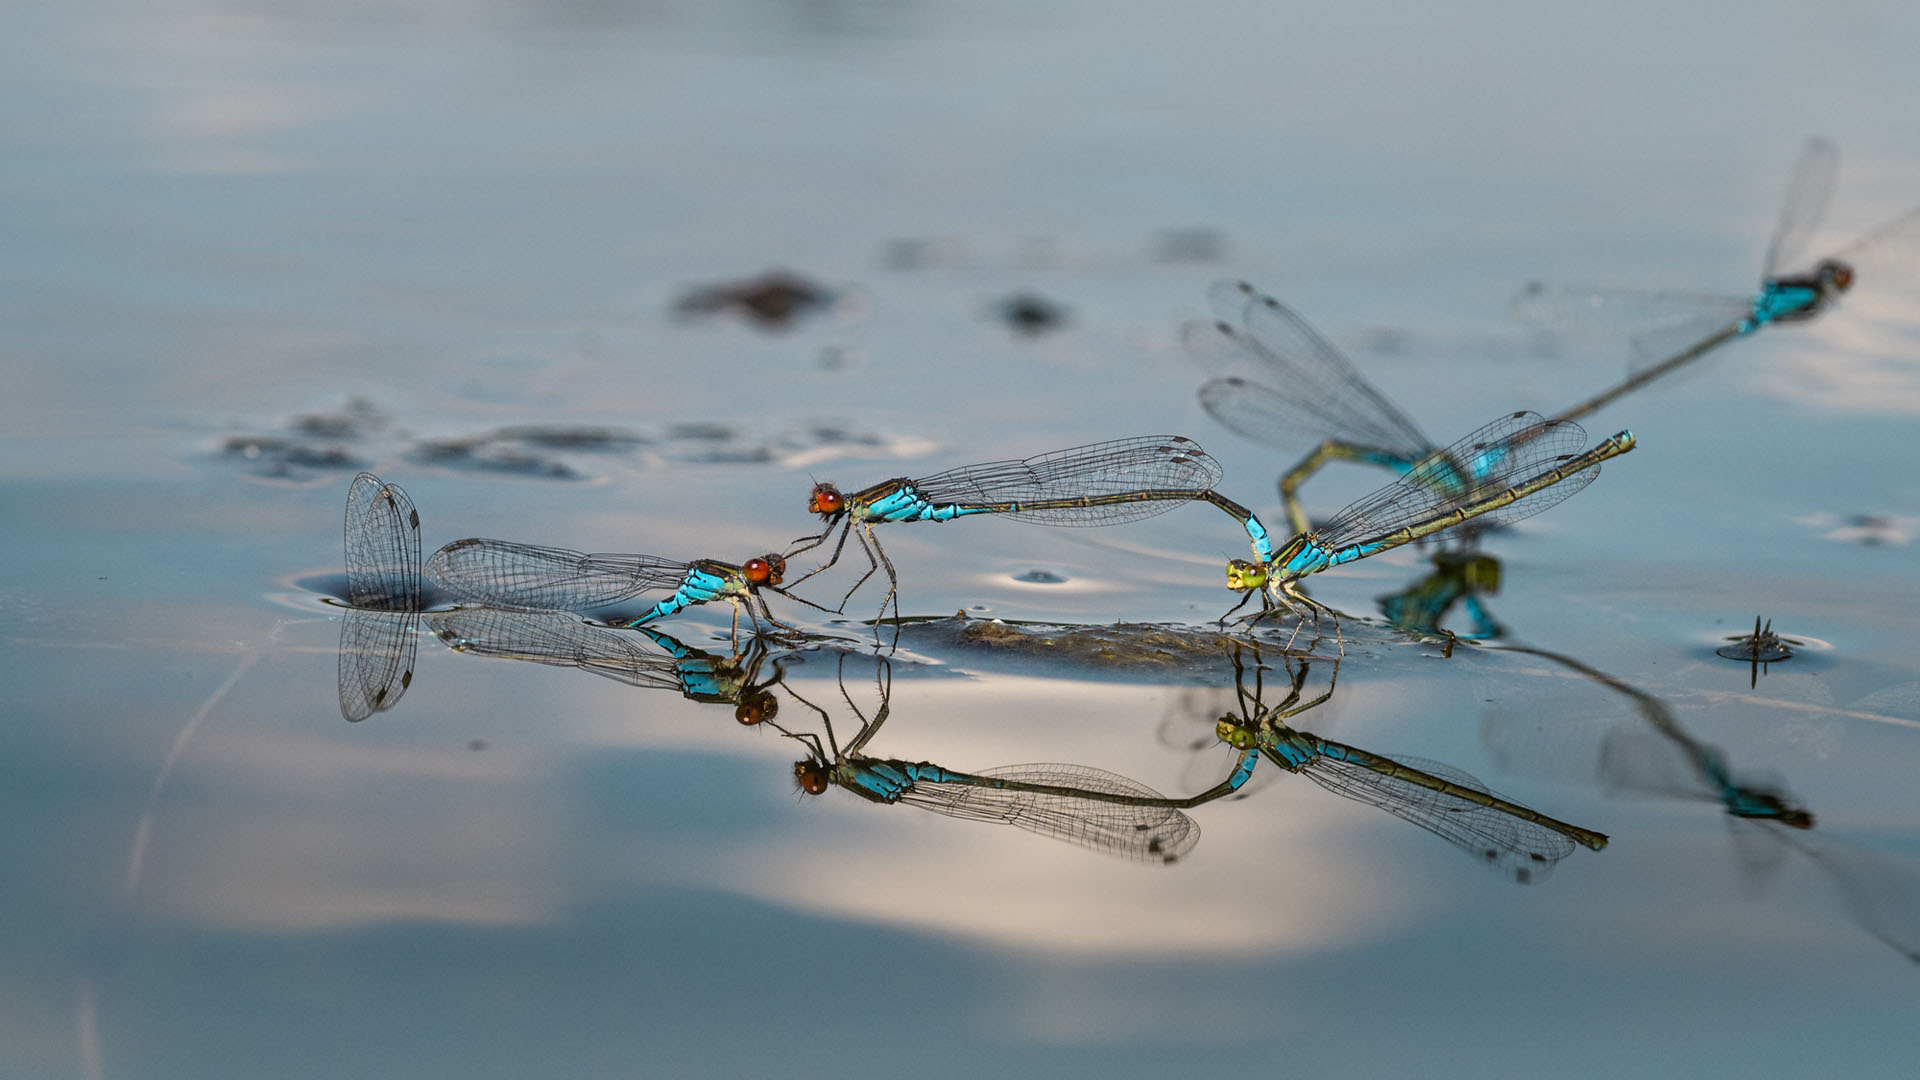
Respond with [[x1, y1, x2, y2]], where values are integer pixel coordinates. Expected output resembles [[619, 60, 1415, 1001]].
[[5, 2, 1920, 1077]]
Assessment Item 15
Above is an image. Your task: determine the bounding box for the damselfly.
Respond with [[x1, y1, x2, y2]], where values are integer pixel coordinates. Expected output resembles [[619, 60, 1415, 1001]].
[[1221, 412, 1635, 647], [788, 435, 1272, 640], [426, 538, 826, 639], [1211, 651, 1607, 882], [1514, 138, 1920, 424], [1187, 281, 1453, 536], [339, 472, 423, 722], [778, 657, 1204, 864], [428, 608, 786, 723]]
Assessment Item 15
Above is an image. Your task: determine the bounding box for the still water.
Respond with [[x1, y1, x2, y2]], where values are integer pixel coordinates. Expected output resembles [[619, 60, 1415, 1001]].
[[7, 2, 1920, 1077]]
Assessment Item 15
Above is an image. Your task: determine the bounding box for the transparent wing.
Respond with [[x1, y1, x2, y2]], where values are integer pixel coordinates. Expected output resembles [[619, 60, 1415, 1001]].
[[1790, 833, 1920, 963], [1625, 313, 1750, 377], [1184, 281, 1430, 458], [425, 538, 691, 612], [911, 435, 1224, 526], [1301, 751, 1578, 883], [427, 608, 682, 691], [1831, 202, 1920, 275], [1763, 137, 1840, 279], [900, 763, 1200, 864], [1510, 281, 1751, 338], [344, 472, 422, 611], [338, 609, 419, 722], [1315, 412, 1599, 548]]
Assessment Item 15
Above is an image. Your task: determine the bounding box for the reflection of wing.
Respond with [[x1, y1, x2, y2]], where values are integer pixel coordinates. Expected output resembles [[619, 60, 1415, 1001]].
[[899, 764, 1200, 864], [1787, 833, 1920, 964], [344, 473, 421, 610], [1762, 138, 1840, 279], [1300, 752, 1579, 884], [428, 608, 682, 692], [426, 538, 692, 612], [911, 436, 1223, 526], [1185, 282, 1430, 459], [338, 610, 419, 722]]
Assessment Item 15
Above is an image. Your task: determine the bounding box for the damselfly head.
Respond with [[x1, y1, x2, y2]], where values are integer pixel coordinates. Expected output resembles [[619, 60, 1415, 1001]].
[[1215, 717, 1258, 749], [1819, 259, 1855, 293], [1225, 559, 1267, 592], [808, 482, 846, 519], [742, 555, 784, 587], [735, 691, 779, 725], [792, 759, 831, 795]]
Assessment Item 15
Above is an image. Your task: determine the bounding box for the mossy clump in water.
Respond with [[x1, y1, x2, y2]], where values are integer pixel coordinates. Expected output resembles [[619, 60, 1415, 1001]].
[[926, 612, 1238, 671]]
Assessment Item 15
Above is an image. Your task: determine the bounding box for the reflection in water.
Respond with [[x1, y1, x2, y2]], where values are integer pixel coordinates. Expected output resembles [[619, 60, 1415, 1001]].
[[338, 473, 423, 722], [332, 468, 1614, 888], [1488, 645, 1920, 962], [428, 609, 785, 724], [1208, 649, 1606, 883], [1376, 550, 1505, 641], [778, 657, 1202, 865]]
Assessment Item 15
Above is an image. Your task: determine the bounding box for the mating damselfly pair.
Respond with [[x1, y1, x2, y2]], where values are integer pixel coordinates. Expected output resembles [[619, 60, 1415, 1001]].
[[336, 398, 1632, 651]]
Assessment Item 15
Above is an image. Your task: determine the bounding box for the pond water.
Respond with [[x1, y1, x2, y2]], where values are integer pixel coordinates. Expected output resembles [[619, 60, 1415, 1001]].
[[7, 2, 1920, 1077]]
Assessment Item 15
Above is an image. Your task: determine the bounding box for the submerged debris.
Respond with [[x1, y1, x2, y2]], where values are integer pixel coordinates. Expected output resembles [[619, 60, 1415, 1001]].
[[673, 269, 836, 329], [994, 291, 1068, 336]]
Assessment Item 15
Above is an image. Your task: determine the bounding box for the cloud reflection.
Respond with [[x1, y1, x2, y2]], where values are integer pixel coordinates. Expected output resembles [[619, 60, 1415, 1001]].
[[139, 727, 561, 932]]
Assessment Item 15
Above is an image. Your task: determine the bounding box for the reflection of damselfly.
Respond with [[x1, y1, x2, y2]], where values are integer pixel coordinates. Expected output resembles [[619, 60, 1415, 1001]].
[[777, 658, 1204, 864], [428, 608, 786, 723], [339, 472, 423, 722], [1204, 649, 1608, 883], [1188, 281, 1476, 537], [1221, 412, 1634, 646], [1485, 644, 1920, 961], [426, 538, 827, 639], [1375, 551, 1505, 642], [788, 435, 1273, 641], [1514, 138, 1920, 425]]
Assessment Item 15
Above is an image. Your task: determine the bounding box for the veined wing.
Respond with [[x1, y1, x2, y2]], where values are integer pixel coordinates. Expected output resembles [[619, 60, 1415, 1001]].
[[338, 609, 419, 722], [1187, 281, 1430, 458], [911, 435, 1224, 526], [1831, 201, 1920, 274], [1298, 749, 1579, 883], [428, 608, 682, 691], [899, 763, 1200, 864], [1510, 282, 1750, 338], [426, 538, 692, 612], [1314, 411, 1597, 548], [344, 472, 422, 611], [1763, 137, 1840, 279]]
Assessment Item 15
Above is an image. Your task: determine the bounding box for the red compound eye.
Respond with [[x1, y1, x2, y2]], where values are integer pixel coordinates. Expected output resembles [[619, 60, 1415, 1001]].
[[743, 558, 773, 586], [793, 761, 830, 795], [809, 484, 845, 516]]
